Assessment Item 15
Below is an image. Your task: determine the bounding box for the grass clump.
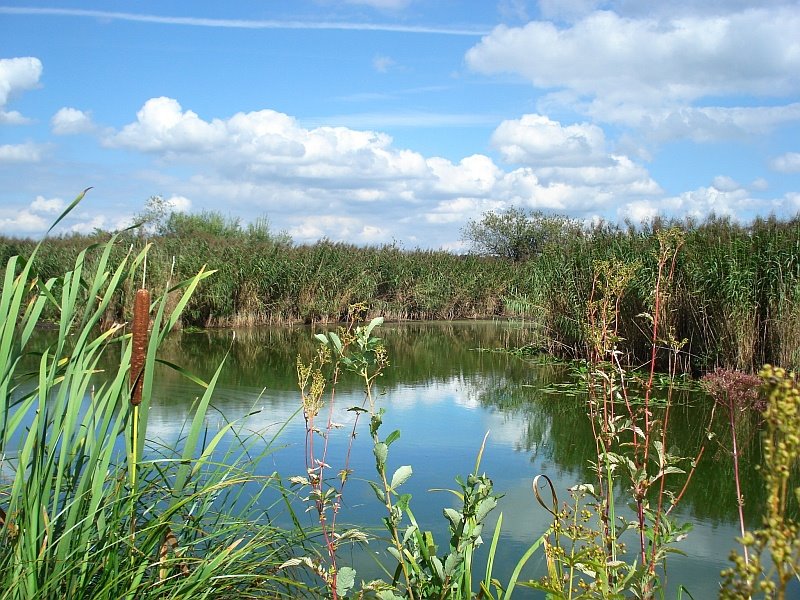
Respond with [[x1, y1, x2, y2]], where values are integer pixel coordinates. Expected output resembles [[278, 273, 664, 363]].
[[0, 192, 304, 599]]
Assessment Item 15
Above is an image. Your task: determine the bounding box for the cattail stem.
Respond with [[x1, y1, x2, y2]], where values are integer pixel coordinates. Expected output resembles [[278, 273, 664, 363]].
[[129, 288, 149, 548]]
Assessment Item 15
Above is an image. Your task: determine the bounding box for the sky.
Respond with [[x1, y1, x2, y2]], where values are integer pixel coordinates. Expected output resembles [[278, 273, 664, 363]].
[[1, 0, 800, 249]]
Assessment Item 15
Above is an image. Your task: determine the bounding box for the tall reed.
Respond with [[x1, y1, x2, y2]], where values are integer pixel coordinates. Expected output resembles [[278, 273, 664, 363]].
[[0, 192, 304, 599]]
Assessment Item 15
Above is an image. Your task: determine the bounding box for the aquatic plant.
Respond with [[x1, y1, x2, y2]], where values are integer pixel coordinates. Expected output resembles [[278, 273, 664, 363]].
[[0, 192, 303, 599]]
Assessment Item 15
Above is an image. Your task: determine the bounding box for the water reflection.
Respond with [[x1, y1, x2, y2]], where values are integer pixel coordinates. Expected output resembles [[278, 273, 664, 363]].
[[142, 320, 768, 597]]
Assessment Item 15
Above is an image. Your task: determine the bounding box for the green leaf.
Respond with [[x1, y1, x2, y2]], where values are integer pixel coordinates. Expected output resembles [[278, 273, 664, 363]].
[[387, 546, 403, 563], [328, 332, 344, 355], [430, 556, 445, 583], [443, 508, 462, 527], [390, 465, 413, 490], [336, 566, 356, 597], [475, 496, 497, 524], [374, 442, 388, 470], [370, 410, 384, 437], [385, 429, 401, 446], [444, 552, 462, 576], [365, 316, 384, 337], [369, 481, 386, 502], [397, 493, 412, 511]]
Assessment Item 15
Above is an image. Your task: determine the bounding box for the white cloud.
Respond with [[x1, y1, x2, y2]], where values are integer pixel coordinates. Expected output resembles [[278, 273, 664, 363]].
[[0, 142, 43, 162], [0, 7, 485, 36], [770, 152, 800, 173], [372, 54, 396, 73], [69, 215, 107, 235], [498, 0, 530, 22], [288, 215, 390, 244], [51, 107, 95, 135], [30, 195, 65, 213], [534, 155, 661, 190], [107, 97, 228, 153], [639, 103, 800, 143], [165, 195, 192, 212], [711, 175, 740, 192], [0, 57, 42, 124], [0, 195, 63, 234], [423, 197, 506, 224], [97, 98, 678, 245], [618, 185, 799, 224], [426, 154, 502, 195], [0, 210, 48, 233], [466, 8, 800, 127], [491, 114, 607, 166]]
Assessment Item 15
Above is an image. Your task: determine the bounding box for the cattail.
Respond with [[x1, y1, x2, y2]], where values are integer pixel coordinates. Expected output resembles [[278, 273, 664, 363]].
[[130, 288, 150, 407]]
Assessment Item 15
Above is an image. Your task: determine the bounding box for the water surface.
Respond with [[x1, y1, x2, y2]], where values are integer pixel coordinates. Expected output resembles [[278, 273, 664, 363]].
[[147, 321, 765, 597]]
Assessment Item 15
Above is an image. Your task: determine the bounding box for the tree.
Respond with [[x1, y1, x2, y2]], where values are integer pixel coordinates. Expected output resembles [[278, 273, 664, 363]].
[[134, 195, 172, 235], [461, 208, 574, 261]]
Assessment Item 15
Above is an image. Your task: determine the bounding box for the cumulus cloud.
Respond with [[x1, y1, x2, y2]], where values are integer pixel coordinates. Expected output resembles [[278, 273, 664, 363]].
[[288, 215, 390, 244], [30, 195, 65, 213], [68, 215, 107, 235], [712, 175, 740, 192], [0, 210, 48, 233], [0, 57, 42, 124], [618, 184, 799, 224], [51, 107, 95, 135], [0, 142, 43, 162], [466, 7, 800, 131], [771, 152, 800, 173], [488, 113, 661, 196], [165, 194, 192, 212], [491, 114, 607, 166], [98, 98, 677, 245], [0, 194, 64, 234]]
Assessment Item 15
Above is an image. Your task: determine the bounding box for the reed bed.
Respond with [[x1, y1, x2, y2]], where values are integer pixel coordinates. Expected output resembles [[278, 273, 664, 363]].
[[4, 212, 800, 371]]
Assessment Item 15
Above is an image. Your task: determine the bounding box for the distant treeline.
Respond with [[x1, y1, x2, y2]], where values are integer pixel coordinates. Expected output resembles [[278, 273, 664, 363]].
[[4, 209, 800, 373]]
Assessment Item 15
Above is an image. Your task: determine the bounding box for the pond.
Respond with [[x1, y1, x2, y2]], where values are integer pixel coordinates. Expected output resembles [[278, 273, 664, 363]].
[[145, 320, 766, 598]]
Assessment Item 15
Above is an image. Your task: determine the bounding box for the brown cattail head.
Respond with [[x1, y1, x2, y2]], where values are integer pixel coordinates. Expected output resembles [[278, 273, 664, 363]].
[[130, 288, 150, 407]]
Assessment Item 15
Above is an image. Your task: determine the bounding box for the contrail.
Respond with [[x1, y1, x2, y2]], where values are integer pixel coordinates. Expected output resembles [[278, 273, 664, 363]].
[[0, 6, 491, 36]]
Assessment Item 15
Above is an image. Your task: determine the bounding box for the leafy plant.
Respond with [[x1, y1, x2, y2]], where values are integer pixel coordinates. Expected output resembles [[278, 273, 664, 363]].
[[720, 365, 800, 600]]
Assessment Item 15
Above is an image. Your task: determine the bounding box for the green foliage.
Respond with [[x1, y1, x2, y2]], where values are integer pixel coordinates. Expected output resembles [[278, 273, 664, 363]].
[[291, 314, 516, 599], [524, 240, 701, 599], [10, 206, 800, 372], [461, 208, 577, 262], [368, 425, 501, 600], [0, 194, 303, 599]]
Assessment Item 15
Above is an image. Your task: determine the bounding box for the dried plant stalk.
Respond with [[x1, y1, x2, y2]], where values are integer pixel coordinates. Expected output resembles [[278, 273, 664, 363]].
[[130, 288, 150, 407], [159, 527, 190, 580]]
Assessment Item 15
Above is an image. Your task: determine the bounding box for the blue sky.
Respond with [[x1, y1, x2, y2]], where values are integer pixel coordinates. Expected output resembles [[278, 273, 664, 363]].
[[2, 1, 800, 248]]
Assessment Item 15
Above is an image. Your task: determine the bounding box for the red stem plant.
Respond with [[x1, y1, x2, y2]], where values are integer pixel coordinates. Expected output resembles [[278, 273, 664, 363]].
[[292, 309, 388, 599], [578, 228, 713, 596], [701, 367, 762, 568]]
